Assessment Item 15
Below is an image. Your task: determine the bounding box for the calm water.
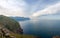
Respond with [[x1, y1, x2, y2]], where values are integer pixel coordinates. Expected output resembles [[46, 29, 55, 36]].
[[19, 19, 60, 38]]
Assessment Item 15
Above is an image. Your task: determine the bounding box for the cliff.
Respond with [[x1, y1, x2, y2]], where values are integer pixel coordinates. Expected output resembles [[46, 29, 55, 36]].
[[0, 15, 23, 34]]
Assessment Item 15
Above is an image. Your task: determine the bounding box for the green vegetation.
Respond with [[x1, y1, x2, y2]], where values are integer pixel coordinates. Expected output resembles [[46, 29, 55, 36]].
[[0, 15, 23, 34], [0, 34, 35, 38], [10, 34, 35, 38]]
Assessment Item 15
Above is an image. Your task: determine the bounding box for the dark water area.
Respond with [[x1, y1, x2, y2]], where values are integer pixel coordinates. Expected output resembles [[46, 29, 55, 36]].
[[19, 19, 60, 38]]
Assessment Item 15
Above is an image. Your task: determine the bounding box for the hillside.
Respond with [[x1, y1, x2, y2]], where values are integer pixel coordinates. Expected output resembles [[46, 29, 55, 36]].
[[0, 15, 23, 34]]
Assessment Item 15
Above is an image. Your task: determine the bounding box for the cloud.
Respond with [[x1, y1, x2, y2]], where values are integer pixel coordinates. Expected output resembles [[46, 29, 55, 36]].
[[0, 0, 60, 17], [25, 0, 60, 17], [0, 0, 27, 17], [32, 2, 60, 17]]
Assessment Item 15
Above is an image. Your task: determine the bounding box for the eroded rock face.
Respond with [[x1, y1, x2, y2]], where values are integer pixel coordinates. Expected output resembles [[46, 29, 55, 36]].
[[0, 15, 23, 34]]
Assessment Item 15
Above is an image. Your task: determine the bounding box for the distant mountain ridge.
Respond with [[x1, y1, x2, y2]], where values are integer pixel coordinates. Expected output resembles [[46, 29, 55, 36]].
[[10, 17, 30, 21]]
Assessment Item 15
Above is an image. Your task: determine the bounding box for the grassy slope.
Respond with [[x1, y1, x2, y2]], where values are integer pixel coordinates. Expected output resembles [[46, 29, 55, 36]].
[[0, 34, 35, 38], [0, 15, 23, 34], [10, 34, 35, 38]]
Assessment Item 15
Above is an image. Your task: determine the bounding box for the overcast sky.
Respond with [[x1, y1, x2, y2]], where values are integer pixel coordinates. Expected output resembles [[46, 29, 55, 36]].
[[0, 0, 60, 17]]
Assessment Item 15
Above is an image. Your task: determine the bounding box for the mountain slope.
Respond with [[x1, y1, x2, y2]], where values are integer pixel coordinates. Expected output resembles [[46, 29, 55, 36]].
[[0, 15, 23, 34]]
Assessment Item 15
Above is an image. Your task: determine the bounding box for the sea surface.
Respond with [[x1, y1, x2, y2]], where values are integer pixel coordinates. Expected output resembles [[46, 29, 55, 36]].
[[19, 19, 60, 38]]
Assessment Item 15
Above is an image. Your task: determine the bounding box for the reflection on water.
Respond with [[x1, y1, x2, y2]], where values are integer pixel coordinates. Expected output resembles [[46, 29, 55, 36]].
[[19, 19, 60, 38]]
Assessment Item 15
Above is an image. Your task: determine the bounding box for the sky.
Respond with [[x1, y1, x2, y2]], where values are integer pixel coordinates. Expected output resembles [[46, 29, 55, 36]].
[[0, 0, 60, 18]]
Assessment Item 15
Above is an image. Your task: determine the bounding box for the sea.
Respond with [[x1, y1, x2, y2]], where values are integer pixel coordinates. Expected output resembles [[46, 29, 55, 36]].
[[19, 19, 60, 38]]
